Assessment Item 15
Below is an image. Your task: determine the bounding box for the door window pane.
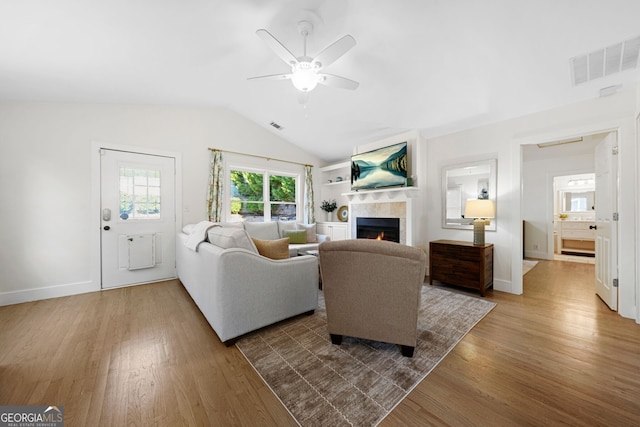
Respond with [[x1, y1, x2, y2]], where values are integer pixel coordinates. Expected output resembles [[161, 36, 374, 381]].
[[119, 167, 161, 220]]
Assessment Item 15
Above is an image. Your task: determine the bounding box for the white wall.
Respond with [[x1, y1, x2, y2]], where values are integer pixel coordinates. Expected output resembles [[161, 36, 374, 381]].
[[0, 102, 322, 304], [424, 88, 638, 320]]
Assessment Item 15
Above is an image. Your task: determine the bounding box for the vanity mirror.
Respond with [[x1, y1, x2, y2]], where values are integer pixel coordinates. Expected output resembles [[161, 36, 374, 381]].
[[442, 159, 497, 230], [561, 190, 595, 213]]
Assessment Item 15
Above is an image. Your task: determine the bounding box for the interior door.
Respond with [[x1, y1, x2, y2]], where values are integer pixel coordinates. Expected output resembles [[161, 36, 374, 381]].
[[594, 132, 618, 310], [100, 149, 176, 289]]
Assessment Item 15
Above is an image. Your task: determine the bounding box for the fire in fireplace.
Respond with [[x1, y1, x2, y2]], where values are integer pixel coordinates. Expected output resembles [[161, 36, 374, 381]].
[[356, 217, 400, 243]]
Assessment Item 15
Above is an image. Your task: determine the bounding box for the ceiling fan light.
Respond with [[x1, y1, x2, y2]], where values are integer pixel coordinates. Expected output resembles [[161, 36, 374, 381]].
[[291, 63, 319, 92]]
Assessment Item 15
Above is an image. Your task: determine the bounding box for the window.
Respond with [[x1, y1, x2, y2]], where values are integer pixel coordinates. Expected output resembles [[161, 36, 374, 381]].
[[229, 168, 298, 222], [119, 167, 161, 220]]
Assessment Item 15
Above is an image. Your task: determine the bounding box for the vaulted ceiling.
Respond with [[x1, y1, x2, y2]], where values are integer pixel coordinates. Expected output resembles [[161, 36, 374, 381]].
[[1, 0, 639, 162]]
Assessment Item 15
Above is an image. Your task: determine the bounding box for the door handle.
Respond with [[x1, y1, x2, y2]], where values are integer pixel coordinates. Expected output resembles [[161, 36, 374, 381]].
[[589, 225, 597, 230], [103, 225, 110, 231]]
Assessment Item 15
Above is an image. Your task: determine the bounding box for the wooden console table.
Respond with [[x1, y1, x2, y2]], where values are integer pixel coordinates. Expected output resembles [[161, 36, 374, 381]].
[[429, 240, 493, 296]]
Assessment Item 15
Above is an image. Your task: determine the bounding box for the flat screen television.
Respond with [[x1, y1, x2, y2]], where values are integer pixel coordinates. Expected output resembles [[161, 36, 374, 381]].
[[351, 142, 407, 191]]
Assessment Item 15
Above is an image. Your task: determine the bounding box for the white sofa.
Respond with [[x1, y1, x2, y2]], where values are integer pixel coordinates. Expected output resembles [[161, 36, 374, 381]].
[[176, 224, 319, 345]]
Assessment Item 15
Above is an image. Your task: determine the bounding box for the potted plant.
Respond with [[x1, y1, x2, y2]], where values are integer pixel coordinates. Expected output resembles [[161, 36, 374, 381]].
[[320, 199, 337, 222]]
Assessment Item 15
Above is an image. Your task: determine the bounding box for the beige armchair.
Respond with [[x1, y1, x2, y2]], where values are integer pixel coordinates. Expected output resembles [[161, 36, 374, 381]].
[[318, 239, 426, 357]]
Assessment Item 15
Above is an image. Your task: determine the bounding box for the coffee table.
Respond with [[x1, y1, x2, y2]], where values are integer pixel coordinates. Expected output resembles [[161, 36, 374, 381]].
[[299, 249, 321, 288]]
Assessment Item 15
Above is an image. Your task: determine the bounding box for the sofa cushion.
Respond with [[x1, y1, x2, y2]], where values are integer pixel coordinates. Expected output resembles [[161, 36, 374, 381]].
[[216, 221, 244, 228], [296, 223, 318, 243], [207, 227, 258, 253], [282, 229, 307, 244], [278, 220, 298, 238], [252, 237, 290, 260], [244, 221, 280, 240]]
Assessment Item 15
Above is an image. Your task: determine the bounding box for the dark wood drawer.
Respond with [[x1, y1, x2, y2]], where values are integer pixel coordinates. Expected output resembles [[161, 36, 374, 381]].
[[429, 240, 493, 296]]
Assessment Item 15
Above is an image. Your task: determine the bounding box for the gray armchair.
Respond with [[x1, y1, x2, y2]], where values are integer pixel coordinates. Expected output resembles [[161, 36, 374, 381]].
[[318, 239, 426, 357]]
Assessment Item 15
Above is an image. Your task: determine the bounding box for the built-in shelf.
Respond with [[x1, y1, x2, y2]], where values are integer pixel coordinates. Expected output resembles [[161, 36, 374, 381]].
[[343, 186, 419, 201], [323, 180, 350, 187], [319, 162, 351, 218]]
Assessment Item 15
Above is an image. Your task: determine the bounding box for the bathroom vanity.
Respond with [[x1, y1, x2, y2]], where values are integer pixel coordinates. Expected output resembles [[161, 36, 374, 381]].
[[558, 220, 596, 255]]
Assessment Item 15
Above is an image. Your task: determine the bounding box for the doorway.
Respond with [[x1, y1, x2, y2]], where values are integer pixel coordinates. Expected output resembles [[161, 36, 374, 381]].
[[521, 132, 618, 310], [92, 143, 181, 290], [552, 173, 596, 264]]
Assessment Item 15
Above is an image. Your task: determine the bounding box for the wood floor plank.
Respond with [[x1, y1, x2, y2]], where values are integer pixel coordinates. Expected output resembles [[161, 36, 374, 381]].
[[1, 259, 639, 426], [382, 259, 640, 427]]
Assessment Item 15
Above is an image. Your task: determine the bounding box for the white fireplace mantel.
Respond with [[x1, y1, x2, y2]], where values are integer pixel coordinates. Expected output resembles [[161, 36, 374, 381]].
[[345, 187, 418, 246], [342, 186, 419, 202]]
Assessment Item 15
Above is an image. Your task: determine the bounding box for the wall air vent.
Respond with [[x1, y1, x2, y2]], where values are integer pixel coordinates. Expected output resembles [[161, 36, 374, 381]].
[[570, 35, 640, 86], [269, 121, 284, 130]]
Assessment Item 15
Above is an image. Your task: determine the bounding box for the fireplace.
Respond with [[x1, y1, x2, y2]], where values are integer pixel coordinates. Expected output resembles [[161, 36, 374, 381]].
[[356, 217, 400, 243]]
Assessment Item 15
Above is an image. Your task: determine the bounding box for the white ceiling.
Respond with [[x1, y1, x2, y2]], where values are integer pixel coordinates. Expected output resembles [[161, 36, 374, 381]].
[[1, 0, 639, 163]]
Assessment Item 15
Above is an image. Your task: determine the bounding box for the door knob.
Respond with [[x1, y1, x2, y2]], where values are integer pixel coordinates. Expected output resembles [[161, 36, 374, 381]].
[[589, 225, 597, 230], [103, 225, 110, 231]]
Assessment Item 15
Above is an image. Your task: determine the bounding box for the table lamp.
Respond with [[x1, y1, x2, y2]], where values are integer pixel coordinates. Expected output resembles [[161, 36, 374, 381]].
[[465, 199, 495, 245]]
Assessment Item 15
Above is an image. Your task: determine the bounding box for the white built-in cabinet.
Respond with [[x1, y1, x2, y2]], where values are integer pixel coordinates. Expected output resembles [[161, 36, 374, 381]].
[[317, 222, 349, 241]]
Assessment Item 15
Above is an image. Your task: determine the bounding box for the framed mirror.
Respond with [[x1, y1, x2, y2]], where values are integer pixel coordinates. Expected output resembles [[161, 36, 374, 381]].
[[442, 159, 497, 230], [561, 190, 595, 213]]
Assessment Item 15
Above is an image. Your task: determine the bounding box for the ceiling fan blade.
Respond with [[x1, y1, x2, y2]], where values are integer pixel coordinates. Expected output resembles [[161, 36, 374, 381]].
[[256, 29, 298, 66], [318, 73, 359, 90], [247, 73, 292, 81], [312, 35, 356, 69]]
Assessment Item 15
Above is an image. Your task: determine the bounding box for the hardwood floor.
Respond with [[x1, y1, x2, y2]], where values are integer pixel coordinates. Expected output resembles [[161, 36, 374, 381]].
[[1, 260, 639, 426]]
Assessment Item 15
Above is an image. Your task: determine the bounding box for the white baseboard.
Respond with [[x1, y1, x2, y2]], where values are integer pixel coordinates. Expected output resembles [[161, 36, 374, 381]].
[[0, 281, 99, 306], [524, 250, 550, 260], [493, 278, 514, 294]]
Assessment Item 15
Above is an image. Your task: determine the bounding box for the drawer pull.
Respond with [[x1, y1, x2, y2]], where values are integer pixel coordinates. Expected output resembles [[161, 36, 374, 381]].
[[589, 225, 597, 230]]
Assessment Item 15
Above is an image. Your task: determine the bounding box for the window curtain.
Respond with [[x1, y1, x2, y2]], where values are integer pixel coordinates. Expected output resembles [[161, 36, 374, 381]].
[[207, 150, 224, 222], [304, 165, 315, 224]]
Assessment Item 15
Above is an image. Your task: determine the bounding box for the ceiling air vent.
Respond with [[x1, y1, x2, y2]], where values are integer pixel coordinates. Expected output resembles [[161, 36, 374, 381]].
[[570, 35, 640, 86], [269, 121, 284, 130]]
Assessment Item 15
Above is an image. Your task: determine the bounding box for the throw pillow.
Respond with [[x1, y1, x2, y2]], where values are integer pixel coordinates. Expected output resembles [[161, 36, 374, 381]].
[[244, 221, 280, 240], [296, 223, 318, 243], [278, 220, 298, 238], [207, 227, 258, 253], [252, 237, 290, 260], [282, 229, 307, 244]]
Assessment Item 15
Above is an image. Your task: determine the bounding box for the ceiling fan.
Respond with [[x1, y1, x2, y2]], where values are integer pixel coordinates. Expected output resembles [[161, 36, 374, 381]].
[[248, 20, 359, 102]]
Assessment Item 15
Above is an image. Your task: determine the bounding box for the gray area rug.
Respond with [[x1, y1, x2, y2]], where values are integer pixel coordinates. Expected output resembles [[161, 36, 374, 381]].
[[236, 286, 496, 426]]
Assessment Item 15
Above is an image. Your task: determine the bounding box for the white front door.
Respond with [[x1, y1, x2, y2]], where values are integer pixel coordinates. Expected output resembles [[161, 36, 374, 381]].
[[594, 132, 618, 310], [100, 149, 176, 289]]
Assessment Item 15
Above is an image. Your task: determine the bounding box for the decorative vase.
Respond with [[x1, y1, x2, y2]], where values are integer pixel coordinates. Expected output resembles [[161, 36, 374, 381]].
[[326, 211, 332, 222]]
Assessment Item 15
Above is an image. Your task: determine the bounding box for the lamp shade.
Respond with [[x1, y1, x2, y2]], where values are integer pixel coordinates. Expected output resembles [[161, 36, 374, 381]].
[[465, 199, 495, 219]]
